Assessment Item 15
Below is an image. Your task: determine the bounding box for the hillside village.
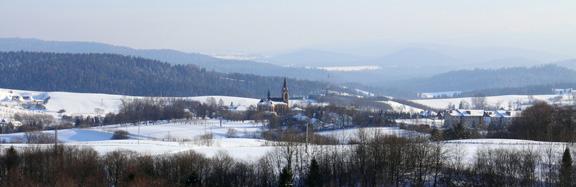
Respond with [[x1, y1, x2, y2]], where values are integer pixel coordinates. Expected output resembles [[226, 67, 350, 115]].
[[1, 83, 576, 186], [1, 84, 576, 134]]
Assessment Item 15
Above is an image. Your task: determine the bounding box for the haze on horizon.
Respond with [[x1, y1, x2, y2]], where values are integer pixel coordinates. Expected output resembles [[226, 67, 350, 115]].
[[1, 0, 575, 57]]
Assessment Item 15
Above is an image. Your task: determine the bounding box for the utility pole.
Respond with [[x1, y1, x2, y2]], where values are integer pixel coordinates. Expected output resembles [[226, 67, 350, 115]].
[[54, 126, 58, 147], [137, 123, 141, 144], [305, 122, 309, 154]]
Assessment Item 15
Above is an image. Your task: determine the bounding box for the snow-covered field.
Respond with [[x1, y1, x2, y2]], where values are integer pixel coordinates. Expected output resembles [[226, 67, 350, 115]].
[[444, 139, 569, 164], [318, 127, 427, 143], [411, 94, 563, 110], [395, 119, 444, 127], [97, 120, 265, 141], [0, 139, 274, 160], [187, 96, 261, 109], [0, 88, 572, 163], [0, 120, 273, 160], [0, 122, 571, 163], [0, 88, 264, 118], [379, 100, 424, 113], [0, 88, 128, 116]]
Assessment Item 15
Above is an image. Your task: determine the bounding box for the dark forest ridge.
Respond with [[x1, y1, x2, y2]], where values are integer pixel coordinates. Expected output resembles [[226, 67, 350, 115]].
[[0, 51, 329, 97], [0, 38, 331, 82]]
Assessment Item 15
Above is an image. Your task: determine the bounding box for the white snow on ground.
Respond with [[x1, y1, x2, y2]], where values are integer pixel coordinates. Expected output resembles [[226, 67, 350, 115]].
[[317, 127, 427, 143], [443, 139, 568, 164], [188, 96, 260, 110], [0, 88, 128, 116], [96, 120, 265, 140], [0, 129, 114, 143], [0, 88, 261, 117], [395, 119, 444, 128], [0, 124, 572, 162], [354, 89, 375, 97], [0, 120, 272, 160], [379, 100, 424, 113], [45, 92, 128, 115], [0, 139, 274, 161], [411, 95, 559, 110]]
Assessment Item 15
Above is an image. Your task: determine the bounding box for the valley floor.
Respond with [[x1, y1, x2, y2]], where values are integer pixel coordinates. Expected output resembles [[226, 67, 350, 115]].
[[0, 119, 569, 164]]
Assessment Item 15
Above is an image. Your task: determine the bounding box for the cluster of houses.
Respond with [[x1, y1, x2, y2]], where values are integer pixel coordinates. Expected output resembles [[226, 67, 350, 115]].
[[1, 90, 50, 109], [441, 109, 521, 129], [438, 89, 576, 129], [553, 88, 576, 95]]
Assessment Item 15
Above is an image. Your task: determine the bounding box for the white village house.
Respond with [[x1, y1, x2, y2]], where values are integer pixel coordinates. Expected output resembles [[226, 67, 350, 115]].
[[443, 109, 521, 129]]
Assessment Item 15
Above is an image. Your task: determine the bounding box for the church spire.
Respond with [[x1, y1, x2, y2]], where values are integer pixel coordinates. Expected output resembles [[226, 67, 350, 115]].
[[267, 89, 271, 100], [282, 78, 289, 104]]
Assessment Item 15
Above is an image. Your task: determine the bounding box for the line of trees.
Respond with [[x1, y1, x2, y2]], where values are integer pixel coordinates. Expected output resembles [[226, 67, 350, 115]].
[[1, 132, 574, 186], [103, 98, 271, 125], [434, 102, 576, 142], [508, 102, 576, 142]]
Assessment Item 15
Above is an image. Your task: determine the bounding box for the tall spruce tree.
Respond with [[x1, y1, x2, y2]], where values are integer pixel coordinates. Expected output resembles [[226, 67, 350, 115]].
[[306, 158, 321, 187], [560, 147, 573, 187], [278, 166, 293, 187]]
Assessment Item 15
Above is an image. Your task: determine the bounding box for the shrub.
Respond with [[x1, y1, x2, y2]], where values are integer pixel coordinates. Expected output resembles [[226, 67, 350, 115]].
[[111, 130, 130, 140], [25, 131, 58, 144], [197, 133, 213, 146], [226, 128, 238, 138]]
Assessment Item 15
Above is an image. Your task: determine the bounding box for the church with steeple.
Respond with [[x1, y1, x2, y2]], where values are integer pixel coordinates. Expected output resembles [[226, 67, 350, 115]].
[[257, 78, 290, 113]]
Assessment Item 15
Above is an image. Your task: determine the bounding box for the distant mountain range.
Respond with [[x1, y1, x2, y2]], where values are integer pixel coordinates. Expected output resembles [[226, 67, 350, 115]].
[[2, 38, 575, 99], [0, 51, 329, 98], [379, 64, 576, 98], [0, 38, 332, 82], [264, 47, 575, 85]]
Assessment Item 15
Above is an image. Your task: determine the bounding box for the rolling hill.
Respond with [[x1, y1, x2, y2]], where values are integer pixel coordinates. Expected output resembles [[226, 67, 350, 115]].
[[0, 51, 329, 97], [0, 38, 331, 81], [379, 64, 576, 98]]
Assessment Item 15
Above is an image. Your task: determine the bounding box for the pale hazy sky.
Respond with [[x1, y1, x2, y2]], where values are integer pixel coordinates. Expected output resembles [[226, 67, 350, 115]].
[[1, 0, 575, 54]]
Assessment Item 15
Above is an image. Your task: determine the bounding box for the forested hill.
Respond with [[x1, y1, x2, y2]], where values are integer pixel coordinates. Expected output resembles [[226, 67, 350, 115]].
[[0, 51, 328, 97]]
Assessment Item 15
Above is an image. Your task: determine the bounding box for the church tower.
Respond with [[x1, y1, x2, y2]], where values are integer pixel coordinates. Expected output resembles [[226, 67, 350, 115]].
[[282, 78, 289, 105]]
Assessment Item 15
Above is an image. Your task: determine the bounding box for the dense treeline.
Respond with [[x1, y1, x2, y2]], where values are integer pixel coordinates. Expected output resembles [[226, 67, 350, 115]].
[[430, 102, 576, 142], [0, 51, 327, 97], [103, 98, 270, 125], [508, 102, 576, 142], [105, 98, 209, 124], [0, 132, 574, 186]]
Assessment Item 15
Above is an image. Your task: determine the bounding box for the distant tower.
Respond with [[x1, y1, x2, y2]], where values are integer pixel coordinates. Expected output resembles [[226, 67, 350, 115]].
[[267, 89, 271, 100], [282, 78, 289, 105]]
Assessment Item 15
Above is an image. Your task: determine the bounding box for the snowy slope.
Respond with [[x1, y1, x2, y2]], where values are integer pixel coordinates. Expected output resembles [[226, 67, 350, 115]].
[[188, 96, 260, 109], [411, 95, 559, 110], [379, 100, 424, 113], [45, 92, 128, 115], [0, 88, 261, 117], [318, 127, 427, 143], [0, 139, 274, 160], [0, 120, 271, 160], [0, 88, 128, 116], [0, 124, 571, 162], [443, 139, 568, 164], [97, 120, 265, 140]]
